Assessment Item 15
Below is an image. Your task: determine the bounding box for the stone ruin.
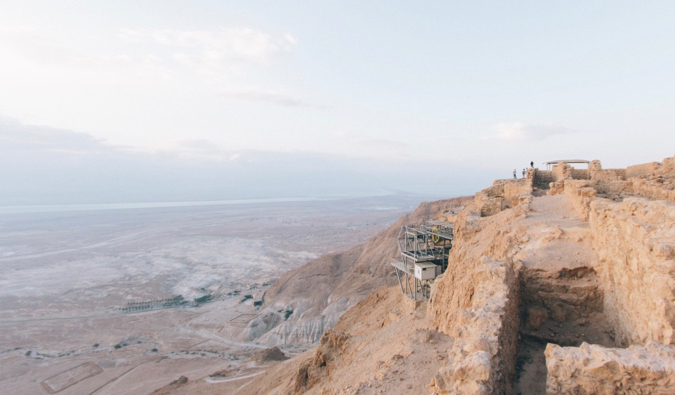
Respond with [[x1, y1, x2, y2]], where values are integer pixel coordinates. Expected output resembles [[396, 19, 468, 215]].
[[220, 156, 675, 394], [428, 156, 675, 394]]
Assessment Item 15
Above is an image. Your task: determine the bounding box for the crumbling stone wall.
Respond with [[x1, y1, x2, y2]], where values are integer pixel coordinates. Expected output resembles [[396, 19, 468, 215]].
[[551, 161, 573, 182], [626, 176, 675, 203], [589, 159, 602, 178], [430, 188, 525, 394], [543, 157, 675, 393], [550, 156, 675, 207], [475, 192, 504, 217], [475, 179, 532, 217], [562, 180, 597, 220], [534, 170, 555, 189], [430, 257, 520, 394], [570, 169, 589, 180], [613, 157, 675, 202], [589, 197, 675, 346], [591, 169, 626, 183], [546, 341, 675, 394], [626, 161, 661, 179], [590, 156, 675, 202], [548, 162, 594, 195], [589, 159, 626, 183]]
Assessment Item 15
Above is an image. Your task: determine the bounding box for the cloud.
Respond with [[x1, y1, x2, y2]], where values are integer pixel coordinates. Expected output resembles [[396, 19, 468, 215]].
[[154, 139, 245, 163], [221, 89, 312, 107], [325, 131, 411, 160], [113, 27, 307, 105], [0, 116, 244, 163], [0, 26, 131, 70], [1, 116, 494, 206], [119, 27, 297, 72], [0, 116, 228, 162], [0, 117, 275, 166], [0, 116, 109, 154], [482, 122, 569, 142]]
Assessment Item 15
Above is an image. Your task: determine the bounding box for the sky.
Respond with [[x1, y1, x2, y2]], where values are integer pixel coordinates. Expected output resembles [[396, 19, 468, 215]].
[[1, 1, 674, 205]]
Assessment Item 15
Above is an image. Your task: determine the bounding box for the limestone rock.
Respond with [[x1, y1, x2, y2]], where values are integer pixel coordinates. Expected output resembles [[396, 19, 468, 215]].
[[546, 341, 675, 394]]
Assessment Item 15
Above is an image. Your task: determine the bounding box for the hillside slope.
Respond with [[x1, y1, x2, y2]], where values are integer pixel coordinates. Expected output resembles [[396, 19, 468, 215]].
[[241, 196, 473, 346]]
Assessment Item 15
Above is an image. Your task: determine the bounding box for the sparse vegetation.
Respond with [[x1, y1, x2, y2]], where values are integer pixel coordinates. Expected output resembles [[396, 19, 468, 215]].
[[119, 295, 187, 312], [194, 294, 212, 304]]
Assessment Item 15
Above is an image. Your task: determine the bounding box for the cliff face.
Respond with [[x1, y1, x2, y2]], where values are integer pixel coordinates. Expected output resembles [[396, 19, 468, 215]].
[[242, 197, 473, 346], [278, 155, 675, 395]]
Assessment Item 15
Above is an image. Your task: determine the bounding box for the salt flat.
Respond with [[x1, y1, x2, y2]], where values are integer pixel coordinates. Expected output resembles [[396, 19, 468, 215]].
[[0, 194, 422, 394]]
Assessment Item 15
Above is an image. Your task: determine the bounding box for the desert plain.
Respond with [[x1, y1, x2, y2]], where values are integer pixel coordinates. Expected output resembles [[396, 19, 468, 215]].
[[0, 194, 424, 394]]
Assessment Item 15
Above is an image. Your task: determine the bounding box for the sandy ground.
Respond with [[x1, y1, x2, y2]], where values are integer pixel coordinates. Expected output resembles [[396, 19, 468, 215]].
[[0, 194, 425, 394]]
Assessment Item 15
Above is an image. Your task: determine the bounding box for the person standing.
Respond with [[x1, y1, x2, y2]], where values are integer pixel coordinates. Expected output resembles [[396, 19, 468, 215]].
[[513, 169, 517, 179], [522, 169, 526, 178], [530, 161, 534, 168]]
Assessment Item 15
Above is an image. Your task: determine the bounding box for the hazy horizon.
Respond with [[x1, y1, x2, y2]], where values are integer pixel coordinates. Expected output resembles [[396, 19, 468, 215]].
[[0, 189, 436, 214]]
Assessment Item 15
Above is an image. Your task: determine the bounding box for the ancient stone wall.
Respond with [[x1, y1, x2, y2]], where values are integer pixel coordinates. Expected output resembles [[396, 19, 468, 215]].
[[474, 192, 503, 217], [570, 169, 589, 180], [543, 157, 675, 392], [626, 177, 675, 203], [551, 162, 573, 182], [546, 341, 675, 394], [591, 169, 626, 183], [547, 163, 593, 194], [430, 257, 520, 394], [626, 161, 661, 179], [534, 170, 555, 189], [589, 159, 602, 176], [562, 180, 597, 221], [475, 179, 532, 217], [660, 156, 675, 176], [429, 187, 526, 394], [504, 180, 532, 203], [589, 197, 675, 346]]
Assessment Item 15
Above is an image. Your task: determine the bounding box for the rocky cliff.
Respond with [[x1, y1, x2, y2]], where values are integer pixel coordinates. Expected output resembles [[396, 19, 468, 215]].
[[241, 197, 473, 346], [159, 155, 675, 394]]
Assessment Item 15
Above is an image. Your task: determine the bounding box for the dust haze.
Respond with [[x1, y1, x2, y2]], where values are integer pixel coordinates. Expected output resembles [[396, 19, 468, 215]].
[[0, 194, 426, 394]]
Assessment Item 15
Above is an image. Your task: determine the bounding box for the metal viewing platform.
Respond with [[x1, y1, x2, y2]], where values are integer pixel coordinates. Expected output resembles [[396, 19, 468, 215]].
[[391, 221, 454, 301], [543, 159, 590, 170]]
